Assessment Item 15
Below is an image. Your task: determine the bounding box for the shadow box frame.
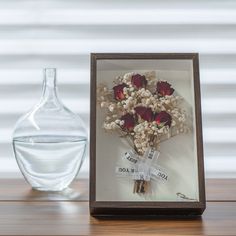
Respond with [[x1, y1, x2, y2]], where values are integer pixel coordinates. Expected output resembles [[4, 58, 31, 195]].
[[90, 53, 205, 217]]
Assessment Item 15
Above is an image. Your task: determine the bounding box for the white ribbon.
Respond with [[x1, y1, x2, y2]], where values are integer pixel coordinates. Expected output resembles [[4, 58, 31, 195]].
[[116, 147, 169, 182]]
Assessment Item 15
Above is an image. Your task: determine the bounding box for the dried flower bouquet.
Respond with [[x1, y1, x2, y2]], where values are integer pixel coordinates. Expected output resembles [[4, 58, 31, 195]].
[[97, 71, 188, 194]]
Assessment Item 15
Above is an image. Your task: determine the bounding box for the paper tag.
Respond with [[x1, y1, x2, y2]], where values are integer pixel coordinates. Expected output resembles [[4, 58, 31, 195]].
[[123, 151, 139, 164], [115, 166, 136, 177], [144, 147, 160, 165], [151, 167, 168, 182]]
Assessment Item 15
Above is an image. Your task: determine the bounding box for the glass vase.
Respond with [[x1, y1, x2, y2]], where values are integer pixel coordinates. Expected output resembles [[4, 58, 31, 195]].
[[12, 68, 87, 191]]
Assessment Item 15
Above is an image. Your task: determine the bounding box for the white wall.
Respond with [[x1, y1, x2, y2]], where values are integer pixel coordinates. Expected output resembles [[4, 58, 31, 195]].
[[0, 0, 236, 178]]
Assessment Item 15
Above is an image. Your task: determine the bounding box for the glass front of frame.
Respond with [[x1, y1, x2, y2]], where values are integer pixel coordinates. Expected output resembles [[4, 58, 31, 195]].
[[95, 58, 199, 202]]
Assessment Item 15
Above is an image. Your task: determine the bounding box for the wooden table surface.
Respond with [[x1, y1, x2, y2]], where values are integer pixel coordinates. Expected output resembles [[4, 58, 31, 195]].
[[0, 179, 236, 235]]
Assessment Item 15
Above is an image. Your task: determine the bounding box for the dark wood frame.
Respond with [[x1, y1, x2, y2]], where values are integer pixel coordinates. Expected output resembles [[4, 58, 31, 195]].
[[90, 53, 205, 217]]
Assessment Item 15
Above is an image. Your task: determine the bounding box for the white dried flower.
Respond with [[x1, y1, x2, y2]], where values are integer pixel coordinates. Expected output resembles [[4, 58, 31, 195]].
[[123, 72, 134, 81], [109, 104, 115, 112], [101, 102, 106, 108], [110, 122, 117, 129], [115, 119, 120, 124]]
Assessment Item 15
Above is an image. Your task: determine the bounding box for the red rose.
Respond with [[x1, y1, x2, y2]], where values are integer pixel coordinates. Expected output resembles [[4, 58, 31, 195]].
[[121, 113, 135, 131], [154, 111, 172, 127], [131, 74, 147, 89], [156, 81, 174, 96], [134, 106, 154, 122], [113, 83, 127, 100]]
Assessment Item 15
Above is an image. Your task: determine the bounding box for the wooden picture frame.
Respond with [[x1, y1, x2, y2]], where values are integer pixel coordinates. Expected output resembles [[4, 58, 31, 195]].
[[90, 53, 205, 217]]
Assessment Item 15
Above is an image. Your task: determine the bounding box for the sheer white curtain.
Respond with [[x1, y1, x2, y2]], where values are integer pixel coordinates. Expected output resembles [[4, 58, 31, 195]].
[[0, 0, 235, 178]]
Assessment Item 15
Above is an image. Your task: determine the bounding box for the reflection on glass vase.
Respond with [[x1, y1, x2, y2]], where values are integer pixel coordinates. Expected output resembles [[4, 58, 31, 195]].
[[12, 68, 87, 191]]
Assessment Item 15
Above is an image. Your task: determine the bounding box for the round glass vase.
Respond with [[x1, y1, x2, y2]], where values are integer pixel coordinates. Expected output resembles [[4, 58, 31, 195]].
[[12, 68, 87, 191]]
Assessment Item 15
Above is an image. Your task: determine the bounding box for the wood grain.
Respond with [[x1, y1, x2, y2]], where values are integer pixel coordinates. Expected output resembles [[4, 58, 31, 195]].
[[0, 179, 235, 235], [0, 179, 234, 202], [0, 201, 235, 235], [206, 179, 236, 202], [0, 179, 88, 201]]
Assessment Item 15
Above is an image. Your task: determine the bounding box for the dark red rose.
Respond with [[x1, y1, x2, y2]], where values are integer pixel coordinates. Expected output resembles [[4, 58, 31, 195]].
[[131, 74, 147, 89], [121, 113, 135, 131], [113, 83, 127, 100], [134, 106, 154, 122], [156, 81, 174, 96], [154, 111, 172, 127]]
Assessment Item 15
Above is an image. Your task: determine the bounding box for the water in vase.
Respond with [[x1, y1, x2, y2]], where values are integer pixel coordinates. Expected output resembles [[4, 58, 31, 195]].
[[13, 135, 87, 191]]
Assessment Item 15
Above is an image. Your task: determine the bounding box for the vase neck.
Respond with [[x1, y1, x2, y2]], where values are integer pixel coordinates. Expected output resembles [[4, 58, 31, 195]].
[[41, 68, 60, 105]]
